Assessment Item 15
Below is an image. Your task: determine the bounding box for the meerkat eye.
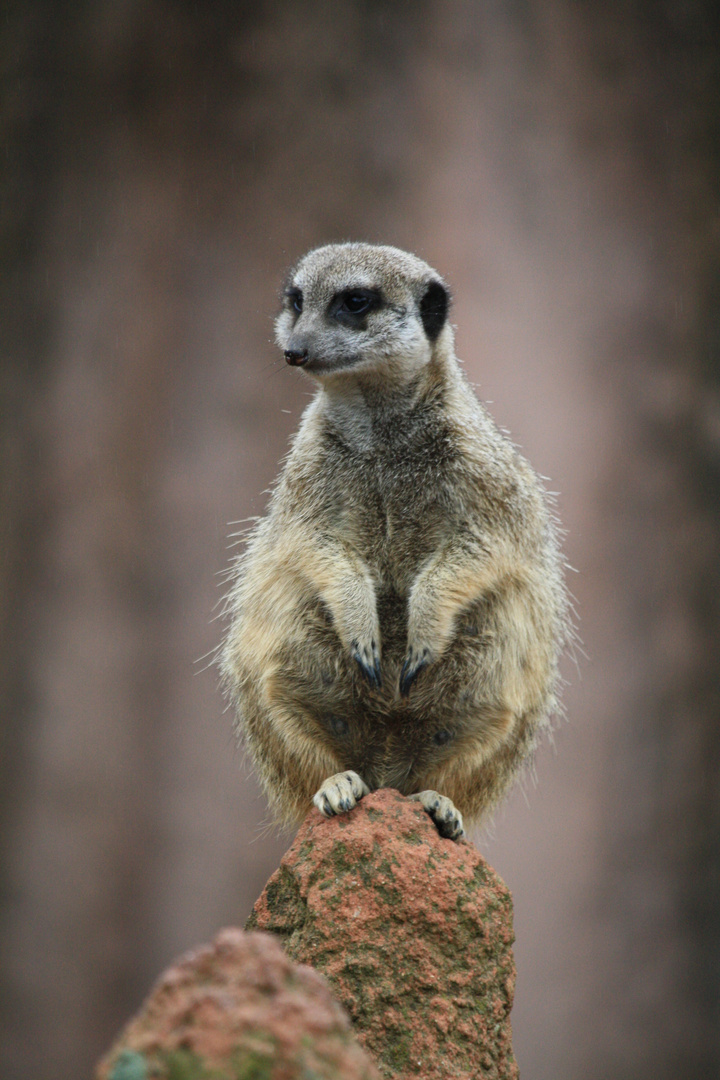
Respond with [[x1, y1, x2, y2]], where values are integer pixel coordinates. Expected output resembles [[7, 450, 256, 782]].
[[332, 288, 381, 323], [342, 293, 372, 315], [285, 288, 303, 314]]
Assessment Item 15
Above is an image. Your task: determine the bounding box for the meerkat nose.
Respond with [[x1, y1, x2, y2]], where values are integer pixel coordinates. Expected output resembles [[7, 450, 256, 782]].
[[284, 348, 309, 367]]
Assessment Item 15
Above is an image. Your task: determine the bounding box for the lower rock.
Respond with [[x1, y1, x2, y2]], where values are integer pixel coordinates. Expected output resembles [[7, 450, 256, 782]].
[[95, 928, 380, 1080]]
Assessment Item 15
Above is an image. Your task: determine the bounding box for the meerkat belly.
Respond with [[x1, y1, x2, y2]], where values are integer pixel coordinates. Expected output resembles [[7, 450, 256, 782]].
[[350, 722, 444, 794], [310, 703, 465, 796]]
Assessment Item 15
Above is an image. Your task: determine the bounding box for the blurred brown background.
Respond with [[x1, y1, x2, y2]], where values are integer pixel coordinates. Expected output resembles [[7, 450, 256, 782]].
[[1, 2, 719, 1078]]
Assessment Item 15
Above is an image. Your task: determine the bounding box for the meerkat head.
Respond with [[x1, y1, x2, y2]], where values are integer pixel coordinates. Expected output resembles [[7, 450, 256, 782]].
[[274, 243, 452, 385]]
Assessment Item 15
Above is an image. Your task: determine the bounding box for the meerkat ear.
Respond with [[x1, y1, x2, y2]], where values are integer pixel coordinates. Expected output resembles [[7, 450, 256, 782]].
[[419, 280, 449, 341]]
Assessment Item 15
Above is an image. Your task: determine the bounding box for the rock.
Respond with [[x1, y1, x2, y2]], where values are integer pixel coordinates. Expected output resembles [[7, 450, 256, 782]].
[[246, 788, 518, 1080], [95, 927, 380, 1080]]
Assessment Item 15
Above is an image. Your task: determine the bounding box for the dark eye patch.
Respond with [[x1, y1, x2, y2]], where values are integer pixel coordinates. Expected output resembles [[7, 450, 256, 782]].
[[432, 729, 454, 746], [330, 288, 382, 326]]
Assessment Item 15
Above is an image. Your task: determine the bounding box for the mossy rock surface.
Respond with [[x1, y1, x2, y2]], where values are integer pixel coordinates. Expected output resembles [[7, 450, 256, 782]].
[[248, 789, 518, 1080]]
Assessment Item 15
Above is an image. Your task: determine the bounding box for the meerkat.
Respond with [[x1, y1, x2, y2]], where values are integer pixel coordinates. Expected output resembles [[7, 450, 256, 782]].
[[220, 242, 570, 840]]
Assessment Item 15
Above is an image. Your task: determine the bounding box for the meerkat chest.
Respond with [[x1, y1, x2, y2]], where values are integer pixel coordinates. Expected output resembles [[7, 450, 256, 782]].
[[319, 411, 463, 583]]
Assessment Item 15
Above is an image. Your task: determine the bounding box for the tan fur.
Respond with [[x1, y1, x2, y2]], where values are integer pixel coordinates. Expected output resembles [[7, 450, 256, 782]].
[[220, 243, 570, 833]]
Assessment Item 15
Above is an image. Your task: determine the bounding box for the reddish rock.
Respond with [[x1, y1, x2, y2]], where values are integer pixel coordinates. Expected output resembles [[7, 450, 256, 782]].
[[247, 788, 518, 1080], [95, 928, 380, 1080]]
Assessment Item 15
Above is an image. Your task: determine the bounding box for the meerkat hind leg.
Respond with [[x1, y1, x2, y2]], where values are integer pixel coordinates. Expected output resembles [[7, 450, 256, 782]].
[[410, 790, 465, 840], [313, 770, 370, 818]]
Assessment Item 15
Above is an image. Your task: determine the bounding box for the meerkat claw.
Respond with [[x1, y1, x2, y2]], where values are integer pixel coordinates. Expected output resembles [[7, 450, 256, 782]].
[[313, 770, 370, 818], [399, 648, 431, 696], [351, 640, 382, 689], [410, 790, 465, 840]]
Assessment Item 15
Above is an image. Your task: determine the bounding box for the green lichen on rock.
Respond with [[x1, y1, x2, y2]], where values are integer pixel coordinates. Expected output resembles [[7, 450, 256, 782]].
[[245, 864, 307, 944], [378, 1032, 412, 1074], [163, 1048, 211, 1080], [248, 789, 518, 1080], [108, 1050, 149, 1080], [115, 1046, 277, 1080]]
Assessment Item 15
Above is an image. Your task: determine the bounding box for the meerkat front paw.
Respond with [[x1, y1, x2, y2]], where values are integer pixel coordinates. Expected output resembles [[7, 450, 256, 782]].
[[351, 637, 382, 688], [399, 644, 434, 696], [313, 770, 371, 818], [410, 790, 465, 840]]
